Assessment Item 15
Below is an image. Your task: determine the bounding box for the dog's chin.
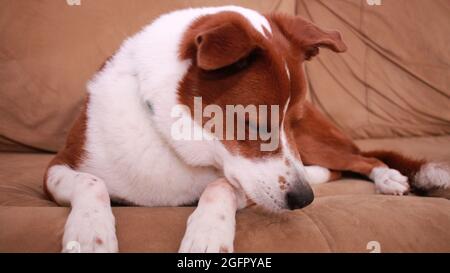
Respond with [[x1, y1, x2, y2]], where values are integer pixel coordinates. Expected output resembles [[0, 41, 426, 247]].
[[245, 193, 288, 214], [249, 203, 290, 217], [228, 178, 288, 213]]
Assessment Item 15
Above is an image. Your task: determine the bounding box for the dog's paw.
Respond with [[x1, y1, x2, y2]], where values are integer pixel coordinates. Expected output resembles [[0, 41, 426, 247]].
[[370, 167, 409, 195], [179, 209, 234, 253], [62, 206, 118, 253]]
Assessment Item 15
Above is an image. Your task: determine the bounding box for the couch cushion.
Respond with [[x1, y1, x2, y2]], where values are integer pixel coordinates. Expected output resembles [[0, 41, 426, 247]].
[[0, 153, 56, 207], [2, 136, 450, 207], [1, 195, 449, 253], [1, 135, 450, 252]]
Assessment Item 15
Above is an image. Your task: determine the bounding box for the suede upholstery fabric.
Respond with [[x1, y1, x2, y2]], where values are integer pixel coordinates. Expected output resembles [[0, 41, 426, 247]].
[[1, 142, 450, 253], [0, 0, 449, 252], [298, 0, 450, 139]]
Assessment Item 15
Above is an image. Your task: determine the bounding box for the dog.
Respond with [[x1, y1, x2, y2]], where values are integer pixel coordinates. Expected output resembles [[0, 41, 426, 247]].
[[43, 6, 450, 253]]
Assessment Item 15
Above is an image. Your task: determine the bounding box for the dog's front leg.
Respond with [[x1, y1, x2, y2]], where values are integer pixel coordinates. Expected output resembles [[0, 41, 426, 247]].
[[46, 166, 118, 253], [179, 178, 245, 253]]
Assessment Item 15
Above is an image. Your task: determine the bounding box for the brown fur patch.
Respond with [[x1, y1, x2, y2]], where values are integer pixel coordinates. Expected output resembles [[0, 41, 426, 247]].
[[329, 170, 342, 181], [43, 96, 89, 202], [95, 237, 104, 245], [178, 12, 321, 159], [278, 175, 287, 190]]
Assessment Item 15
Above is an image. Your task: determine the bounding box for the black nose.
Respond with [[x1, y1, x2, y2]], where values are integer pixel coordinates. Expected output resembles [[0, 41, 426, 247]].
[[286, 186, 314, 210]]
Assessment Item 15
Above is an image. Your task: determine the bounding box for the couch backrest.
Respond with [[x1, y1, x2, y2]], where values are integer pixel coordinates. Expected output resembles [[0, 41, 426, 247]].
[[298, 0, 450, 139], [0, 0, 448, 153]]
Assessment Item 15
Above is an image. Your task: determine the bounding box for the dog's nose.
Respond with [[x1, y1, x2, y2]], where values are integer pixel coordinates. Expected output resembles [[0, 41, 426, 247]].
[[286, 186, 314, 210]]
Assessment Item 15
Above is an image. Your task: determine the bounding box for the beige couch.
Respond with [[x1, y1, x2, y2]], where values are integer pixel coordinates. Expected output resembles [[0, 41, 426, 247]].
[[1, 0, 449, 252]]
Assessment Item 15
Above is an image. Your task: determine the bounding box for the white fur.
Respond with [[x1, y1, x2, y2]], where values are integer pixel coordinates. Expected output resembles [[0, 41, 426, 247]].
[[370, 167, 409, 195], [415, 162, 450, 190], [179, 204, 235, 253], [284, 61, 291, 80], [305, 165, 331, 185]]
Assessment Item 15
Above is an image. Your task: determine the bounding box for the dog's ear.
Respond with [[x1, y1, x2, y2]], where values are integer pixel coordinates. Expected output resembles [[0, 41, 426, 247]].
[[272, 15, 347, 61], [193, 22, 256, 70]]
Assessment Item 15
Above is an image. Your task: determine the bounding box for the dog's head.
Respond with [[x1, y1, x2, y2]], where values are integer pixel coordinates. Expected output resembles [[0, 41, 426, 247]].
[[176, 9, 347, 211]]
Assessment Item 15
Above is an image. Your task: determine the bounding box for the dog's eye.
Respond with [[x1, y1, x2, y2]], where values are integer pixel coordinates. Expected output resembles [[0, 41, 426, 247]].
[[225, 54, 252, 73], [203, 49, 259, 77], [232, 48, 260, 71], [234, 57, 250, 70]]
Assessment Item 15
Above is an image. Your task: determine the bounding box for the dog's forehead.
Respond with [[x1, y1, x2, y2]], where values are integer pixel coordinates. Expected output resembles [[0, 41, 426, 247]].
[[210, 6, 272, 37]]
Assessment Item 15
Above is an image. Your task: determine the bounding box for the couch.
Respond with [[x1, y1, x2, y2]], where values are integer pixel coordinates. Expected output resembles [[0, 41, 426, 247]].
[[1, 0, 449, 252]]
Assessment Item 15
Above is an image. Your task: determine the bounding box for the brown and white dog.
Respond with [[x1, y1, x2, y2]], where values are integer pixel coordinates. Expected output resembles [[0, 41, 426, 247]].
[[43, 6, 450, 253]]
